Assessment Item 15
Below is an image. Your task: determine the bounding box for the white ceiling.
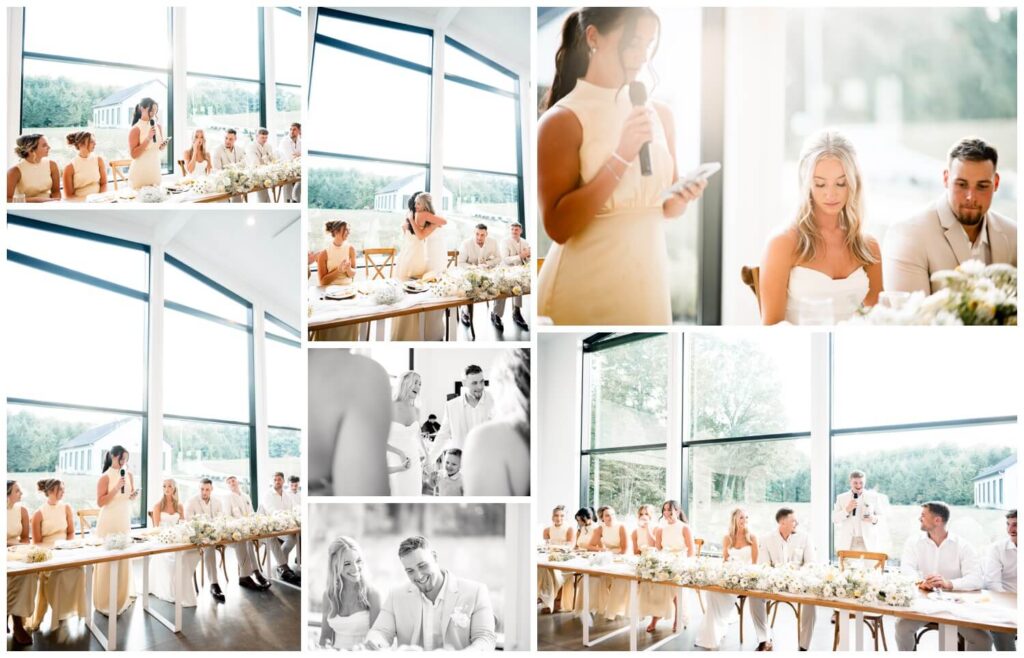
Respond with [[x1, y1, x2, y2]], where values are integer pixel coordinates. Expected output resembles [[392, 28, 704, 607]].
[[8, 209, 301, 327], [337, 7, 531, 78]]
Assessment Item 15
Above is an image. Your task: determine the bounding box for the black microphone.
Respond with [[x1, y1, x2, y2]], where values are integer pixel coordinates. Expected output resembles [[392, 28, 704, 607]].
[[150, 118, 157, 143], [628, 81, 652, 177], [120, 467, 126, 494]]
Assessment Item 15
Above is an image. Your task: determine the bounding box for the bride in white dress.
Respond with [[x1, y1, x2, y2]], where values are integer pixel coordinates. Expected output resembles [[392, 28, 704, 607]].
[[387, 371, 423, 496], [695, 508, 759, 650], [760, 129, 882, 324], [149, 479, 200, 607], [536, 8, 706, 325], [392, 192, 447, 340], [318, 536, 381, 650]]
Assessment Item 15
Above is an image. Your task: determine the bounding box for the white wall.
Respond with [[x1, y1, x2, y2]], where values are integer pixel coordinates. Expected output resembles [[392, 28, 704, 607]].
[[412, 348, 505, 422], [536, 334, 582, 536]]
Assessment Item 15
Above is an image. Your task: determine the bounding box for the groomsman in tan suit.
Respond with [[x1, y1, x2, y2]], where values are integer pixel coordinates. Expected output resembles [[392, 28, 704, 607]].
[[246, 127, 276, 202], [212, 128, 246, 202], [184, 479, 227, 603], [277, 122, 301, 203], [457, 224, 501, 328], [883, 138, 1016, 294], [494, 222, 530, 331]]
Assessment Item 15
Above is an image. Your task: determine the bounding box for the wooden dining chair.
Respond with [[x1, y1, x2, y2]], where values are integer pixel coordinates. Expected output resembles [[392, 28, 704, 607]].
[[77, 509, 100, 536], [767, 592, 802, 647], [364, 248, 396, 280], [447, 250, 459, 269], [831, 550, 889, 651], [693, 538, 706, 613], [108, 160, 131, 190], [537, 257, 545, 274], [741, 266, 762, 312], [177, 159, 187, 177]]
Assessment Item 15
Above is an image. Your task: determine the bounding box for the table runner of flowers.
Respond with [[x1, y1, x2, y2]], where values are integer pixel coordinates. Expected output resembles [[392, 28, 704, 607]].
[[156, 510, 300, 546]]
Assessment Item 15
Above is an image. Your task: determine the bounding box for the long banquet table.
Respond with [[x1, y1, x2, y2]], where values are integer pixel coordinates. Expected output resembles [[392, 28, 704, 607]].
[[7, 528, 300, 651], [537, 557, 1017, 652]]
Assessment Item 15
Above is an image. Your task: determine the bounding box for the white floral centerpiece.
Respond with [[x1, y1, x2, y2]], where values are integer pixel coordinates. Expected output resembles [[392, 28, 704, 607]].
[[852, 261, 1016, 325], [138, 186, 168, 203], [370, 279, 405, 306], [25, 545, 53, 563], [157, 511, 300, 547], [103, 533, 132, 551]]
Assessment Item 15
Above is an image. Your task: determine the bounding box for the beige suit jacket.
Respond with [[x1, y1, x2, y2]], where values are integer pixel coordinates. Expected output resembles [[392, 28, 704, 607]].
[[882, 196, 1016, 294]]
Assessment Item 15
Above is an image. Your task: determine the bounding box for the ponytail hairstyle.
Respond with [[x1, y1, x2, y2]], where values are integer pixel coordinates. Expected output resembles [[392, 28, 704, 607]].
[[102, 445, 128, 473], [543, 7, 662, 111], [66, 131, 93, 150], [661, 499, 687, 523], [132, 97, 158, 125], [37, 478, 63, 497], [326, 536, 370, 616]]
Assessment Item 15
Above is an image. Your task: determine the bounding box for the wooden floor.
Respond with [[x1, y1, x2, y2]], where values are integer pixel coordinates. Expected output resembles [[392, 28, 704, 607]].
[[455, 300, 531, 343], [537, 594, 952, 652], [8, 555, 300, 651]]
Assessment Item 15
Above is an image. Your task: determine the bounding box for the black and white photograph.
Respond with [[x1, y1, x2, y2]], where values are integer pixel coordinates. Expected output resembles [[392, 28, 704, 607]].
[[306, 502, 531, 651], [308, 347, 529, 497]]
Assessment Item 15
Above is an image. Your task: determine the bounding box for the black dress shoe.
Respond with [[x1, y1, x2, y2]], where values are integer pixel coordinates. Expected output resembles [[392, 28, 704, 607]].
[[755, 641, 773, 651], [210, 583, 226, 603], [490, 313, 504, 330], [281, 567, 301, 586], [253, 571, 272, 590], [512, 309, 529, 330], [239, 576, 260, 590]]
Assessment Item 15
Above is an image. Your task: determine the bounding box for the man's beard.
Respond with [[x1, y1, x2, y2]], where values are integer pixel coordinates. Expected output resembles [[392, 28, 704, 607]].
[[955, 206, 984, 227]]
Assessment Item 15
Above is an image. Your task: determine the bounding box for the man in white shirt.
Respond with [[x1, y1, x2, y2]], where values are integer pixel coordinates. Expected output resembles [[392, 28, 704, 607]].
[[361, 535, 496, 650], [246, 127, 276, 202], [832, 469, 887, 553], [883, 138, 1016, 294], [493, 222, 530, 331], [224, 475, 271, 591], [277, 122, 301, 203], [982, 509, 1016, 651], [457, 224, 501, 328], [895, 502, 991, 651], [212, 128, 246, 203], [184, 478, 227, 603], [259, 471, 300, 585], [749, 508, 817, 651], [429, 364, 495, 465]]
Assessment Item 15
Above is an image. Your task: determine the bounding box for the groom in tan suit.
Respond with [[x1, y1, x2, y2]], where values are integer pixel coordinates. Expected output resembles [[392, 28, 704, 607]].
[[362, 536, 496, 650], [883, 137, 1016, 294]]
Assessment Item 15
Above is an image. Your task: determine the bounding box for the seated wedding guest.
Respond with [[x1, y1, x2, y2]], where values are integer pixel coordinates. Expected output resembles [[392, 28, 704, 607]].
[[212, 128, 245, 170], [749, 507, 817, 651], [360, 535, 496, 650], [182, 128, 212, 176], [246, 127, 275, 202], [696, 507, 759, 650], [982, 510, 1017, 651], [463, 349, 530, 497], [308, 350, 391, 495], [319, 536, 382, 650], [62, 131, 106, 200], [421, 414, 441, 441], [896, 501, 990, 650], [7, 480, 37, 645], [884, 137, 1017, 294], [493, 222, 531, 332], [224, 475, 272, 591], [259, 472, 301, 585], [457, 224, 502, 327], [28, 479, 87, 632], [760, 130, 881, 324], [7, 134, 61, 202], [313, 220, 360, 341], [634, 504, 672, 633], [539, 505, 575, 614], [434, 450, 464, 497], [587, 506, 629, 620], [149, 478, 201, 606], [832, 469, 887, 553], [185, 478, 227, 603], [429, 364, 495, 464], [289, 475, 301, 498], [278, 122, 301, 202], [654, 500, 694, 630]]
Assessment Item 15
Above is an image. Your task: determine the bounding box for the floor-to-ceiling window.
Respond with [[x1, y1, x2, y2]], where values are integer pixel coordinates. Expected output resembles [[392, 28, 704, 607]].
[[264, 313, 302, 482]]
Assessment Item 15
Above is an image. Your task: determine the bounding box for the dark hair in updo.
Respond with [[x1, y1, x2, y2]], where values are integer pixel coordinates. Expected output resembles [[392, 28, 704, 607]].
[[325, 220, 349, 237], [14, 134, 45, 159], [66, 131, 94, 149], [37, 478, 62, 496]]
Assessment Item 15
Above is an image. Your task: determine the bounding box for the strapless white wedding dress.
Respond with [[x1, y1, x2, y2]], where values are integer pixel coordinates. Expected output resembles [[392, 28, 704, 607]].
[[785, 266, 868, 324], [327, 609, 370, 650], [149, 513, 200, 607], [387, 420, 423, 496], [695, 545, 753, 649]]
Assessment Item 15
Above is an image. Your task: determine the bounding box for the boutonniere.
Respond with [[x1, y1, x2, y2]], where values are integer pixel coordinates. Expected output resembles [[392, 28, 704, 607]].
[[450, 604, 471, 629]]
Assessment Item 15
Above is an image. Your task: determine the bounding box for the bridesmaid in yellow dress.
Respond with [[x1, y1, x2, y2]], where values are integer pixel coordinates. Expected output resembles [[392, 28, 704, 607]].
[[539, 505, 576, 613], [588, 505, 630, 620], [6, 134, 61, 202], [633, 504, 673, 632], [7, 480, 38, 645], [94, 446, 138, 616], [127, 98, 168, 189], [570, 507, 598, 616], [314, 220, 360, 341], [62, 131, 106, 200], [28, 479, 87, 631], [654, 500, 695, 631]]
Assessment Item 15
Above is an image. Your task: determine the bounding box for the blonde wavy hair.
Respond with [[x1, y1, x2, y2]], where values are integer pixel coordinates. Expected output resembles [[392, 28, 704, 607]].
[[393, 371, 421, 403], [161, 478, 180, 513], [326, 536, 370, 616], [793, 130, 876, 266], [728, 507, 753, 547]]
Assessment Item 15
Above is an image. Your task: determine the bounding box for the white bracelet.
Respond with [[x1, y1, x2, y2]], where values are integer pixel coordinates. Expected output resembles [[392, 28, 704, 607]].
[[610, 151, 630, 167]]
